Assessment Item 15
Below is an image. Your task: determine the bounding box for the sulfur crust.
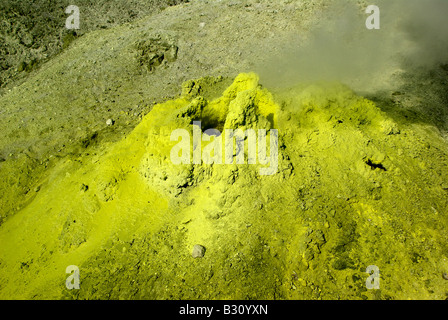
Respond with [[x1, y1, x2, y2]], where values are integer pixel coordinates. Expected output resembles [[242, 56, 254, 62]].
[[0, 73, 448, 300]]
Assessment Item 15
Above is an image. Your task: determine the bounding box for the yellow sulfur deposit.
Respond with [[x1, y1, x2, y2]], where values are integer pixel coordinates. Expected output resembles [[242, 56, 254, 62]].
[[1, 73, 448, 300]]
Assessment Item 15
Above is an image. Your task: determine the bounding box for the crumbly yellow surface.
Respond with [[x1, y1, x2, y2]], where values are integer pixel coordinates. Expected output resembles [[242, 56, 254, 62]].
[[1, 73, 448, 300]]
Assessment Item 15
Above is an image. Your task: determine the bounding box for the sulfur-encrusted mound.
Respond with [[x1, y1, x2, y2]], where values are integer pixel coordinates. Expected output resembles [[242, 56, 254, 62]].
[[139, 73, 285, 196]]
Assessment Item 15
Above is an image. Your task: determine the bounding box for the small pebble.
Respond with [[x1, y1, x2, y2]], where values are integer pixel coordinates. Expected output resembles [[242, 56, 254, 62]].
[[443, 272, 448, 280], [106, 119, 114, 126], [192, 244, 206, 258]]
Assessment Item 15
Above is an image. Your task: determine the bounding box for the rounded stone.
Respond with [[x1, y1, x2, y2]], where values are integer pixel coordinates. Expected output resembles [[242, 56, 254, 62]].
[[192, 244, 206, 258]]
